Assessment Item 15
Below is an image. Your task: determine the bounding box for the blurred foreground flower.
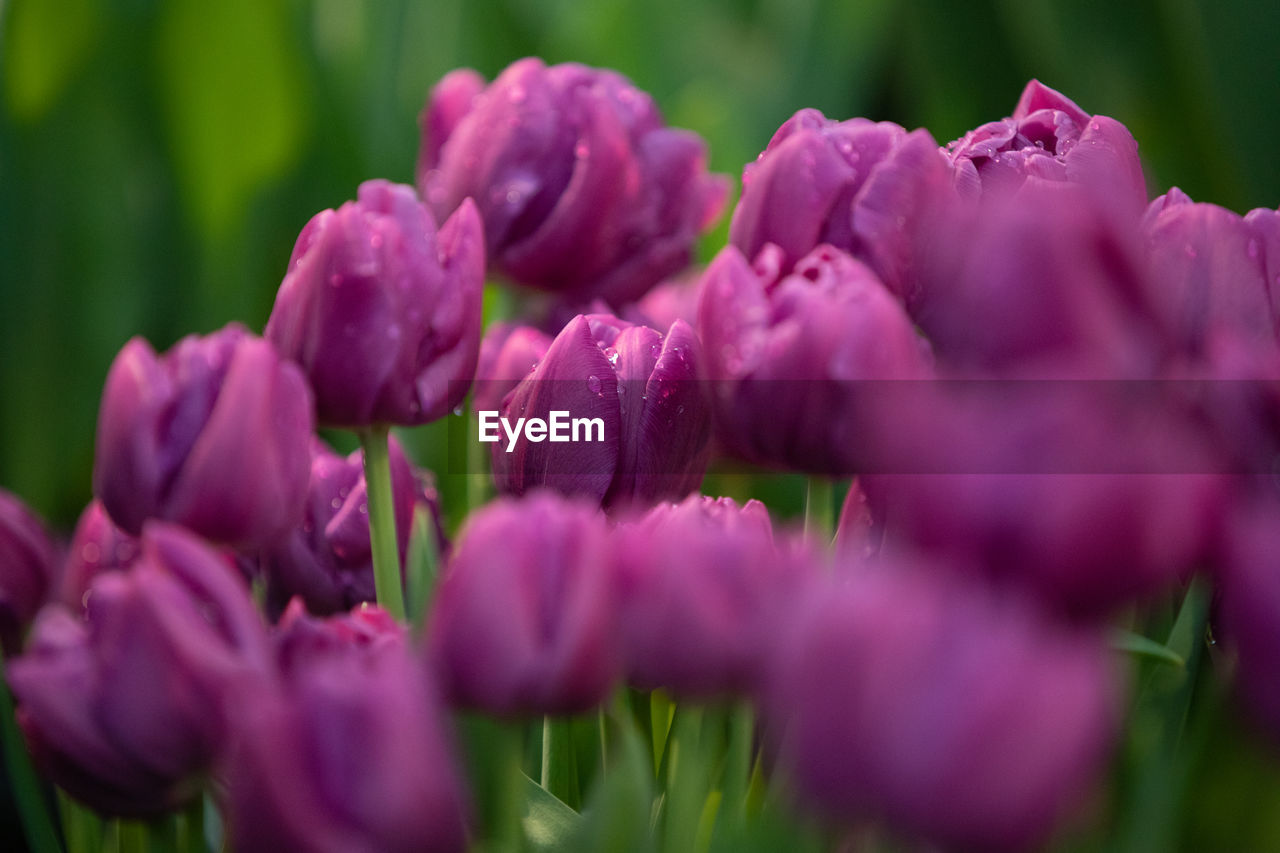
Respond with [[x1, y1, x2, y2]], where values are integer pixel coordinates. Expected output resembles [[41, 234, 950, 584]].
[[1219, 501, 1280, 742], [730, 109, 953, 303], [491, 313, 711, 509], [763, 566, 1119, 851], [418, 58, 728, 306], [7, 523, 270, 817], [473, 322, 552, 414], [428, 493, 618, 715], [0, 489, 57, 654], [257, 437, 445, 618], [223, 605, 468, 853], [94, 323, 313, 548], [266, 180, 484, 428], [59, 500, 139, 610]]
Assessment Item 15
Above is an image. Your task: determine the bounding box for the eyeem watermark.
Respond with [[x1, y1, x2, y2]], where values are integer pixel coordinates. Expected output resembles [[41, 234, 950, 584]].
[[478, 410, 606, 452]]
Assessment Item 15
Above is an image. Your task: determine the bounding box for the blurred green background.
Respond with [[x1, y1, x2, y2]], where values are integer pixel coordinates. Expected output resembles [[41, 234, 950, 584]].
[[3, 0, 1280, 847]]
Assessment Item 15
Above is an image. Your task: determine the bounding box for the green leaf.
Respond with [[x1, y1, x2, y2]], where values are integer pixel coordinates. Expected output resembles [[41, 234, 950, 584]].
[[521, 773, 581, 853], [0, 671, 61, 853], [1109, 628, 1185, 668], [405, 504, 440, 634], [2, 0, 102, 120]]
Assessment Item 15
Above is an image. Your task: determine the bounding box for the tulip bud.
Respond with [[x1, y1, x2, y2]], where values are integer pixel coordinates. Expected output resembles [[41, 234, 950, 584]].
[[473, 322, 552, 414], [224, 605, 468, 853], [0, 489, 57, 653], [258, 437, 445, 618], [93, 323, 313, 548], [418, 58, 729, 306], [59, 500, 140, 610], [946, 79, 1147, 214], [266, 179, 485, 428], [762, 566, 1119, 852], [613, 495, 811, 697], [730, 109, 953, 304], [697, 243, 930, 475], [7, 523, 270, 817], [428, 493, 618, 715], [492, 313, 711, 509], [1143, 187, 1280, 361]]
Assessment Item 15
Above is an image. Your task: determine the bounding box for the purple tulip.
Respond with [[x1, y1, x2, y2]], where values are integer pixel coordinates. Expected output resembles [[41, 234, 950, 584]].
[[418, 58, 729, 306], [428, 493, 619, 715], [834, 480, 877, 562], [912, 184, 1169, 379], [697, 243, 930, 475], [59, 500, 140, 610], [1219, 501, 1280, 743], [762, 566, 1119, 851], [473, 322, 553, 414], [224, 606, 468, 853], [620, 270, 702, 331], [1143, 187, 1280, 361], [729, 109, 954, 304], [266, 179, 485, 428], [93, 323, 313, 548], [7, 523, 270, 817], [258, 436, 446, 618], [0, 489, 57, 653], [491, 313, 711, 510], [613, 495, 812, 697], [946, 80, 1147, 214]]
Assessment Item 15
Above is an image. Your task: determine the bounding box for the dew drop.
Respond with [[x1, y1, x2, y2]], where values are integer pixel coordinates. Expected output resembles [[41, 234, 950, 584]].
[[331, 498, 343, 510], [1183, 244, 1198, 260], [80, 542, 100, 564], [358, 503, 368, 515], [587, 375, 602, 393]]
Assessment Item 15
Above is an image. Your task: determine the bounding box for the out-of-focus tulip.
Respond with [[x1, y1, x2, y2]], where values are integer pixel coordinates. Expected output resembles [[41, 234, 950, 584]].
[[59, 500, 139, 610], [0, 489, 57, 653], [473, 322, 553, 414], [620, 270, 703, 331], [762, 567, 1119, 852], [912, 185, 1169, 379], [7, 523, 270, 817], [1218, 501, 1280, 741], [1143, 187, 1280, 361], [697, 243, 930, 475], [94, 323, 313, 548], [418, 57, 728, 306], [613, 495, 811, 697], [266, 179, 484, 428], [428, 493, 618, 715], [946, 80, 1147, 214], [730, 109, 953, 304], [258, 437, 445, 618], [834, 480, 877, 561], [491, 313, 711, 509], [224, 605, 468, 853]]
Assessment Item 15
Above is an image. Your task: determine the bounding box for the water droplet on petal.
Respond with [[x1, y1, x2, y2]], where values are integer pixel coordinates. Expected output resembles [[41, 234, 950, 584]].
[[1184, 244, 1198, 260], [587, 375, 602, 394], [331, 498, 343, 510]]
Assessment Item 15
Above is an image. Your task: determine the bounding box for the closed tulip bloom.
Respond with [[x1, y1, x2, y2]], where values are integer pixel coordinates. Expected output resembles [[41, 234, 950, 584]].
[[428, 493, 618, 715], [266, 180, 484, 428], [763, 568, 1119, 852], [0, 489, 57, 653], [697, 243, 930, 475], [418, 58, 729, 306], [94, 323, 313, 548], [946, 80, 1147, 214], [224, 607, 468, 853], [613, 495, 812, 697], [729, 109, 953, 303], [1143, 187, 1280, 361], [258, 437, 445, 618], [59, 500, 140, 610], [7, 523, 270, 817], [492, 313, 711, 509], [473, 322, 552, 414]]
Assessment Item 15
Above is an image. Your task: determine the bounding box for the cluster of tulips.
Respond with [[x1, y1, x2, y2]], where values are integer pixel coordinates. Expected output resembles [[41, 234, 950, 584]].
[[2, 55, 1280, 852]]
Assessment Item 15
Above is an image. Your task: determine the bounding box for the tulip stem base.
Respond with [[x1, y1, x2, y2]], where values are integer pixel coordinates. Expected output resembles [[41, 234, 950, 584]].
[[804, 477, 835, 544], [360, 425, 406, 621]]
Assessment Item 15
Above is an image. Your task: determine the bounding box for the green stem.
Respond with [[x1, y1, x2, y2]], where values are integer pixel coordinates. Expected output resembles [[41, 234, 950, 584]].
[[181, 796, 204, 853], [405, 504, 440, 634], [540, 716, 579, 807], [118, 821, 147, 853], [359, 425, 406, 621], [0, 672, 61, 853], [59, 790, 102, 853], [803, 476, 835, 544]]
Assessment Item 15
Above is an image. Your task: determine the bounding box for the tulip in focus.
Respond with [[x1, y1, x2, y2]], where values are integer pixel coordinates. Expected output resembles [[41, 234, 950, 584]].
[[946, 79, 1147, 214], [223, 604, 468, 853], [763, 566, 1119, 852], [7, 523, 271, 817], [428, 493, 618, 715], [418, 58, 729, 306], [730, 109, 953, 304], [258, 437, 446, 618], [93, 323, 313, 548], [0, 488, 57, 653], [491, 313, 711, 509], [266, 179, 485, 428]]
